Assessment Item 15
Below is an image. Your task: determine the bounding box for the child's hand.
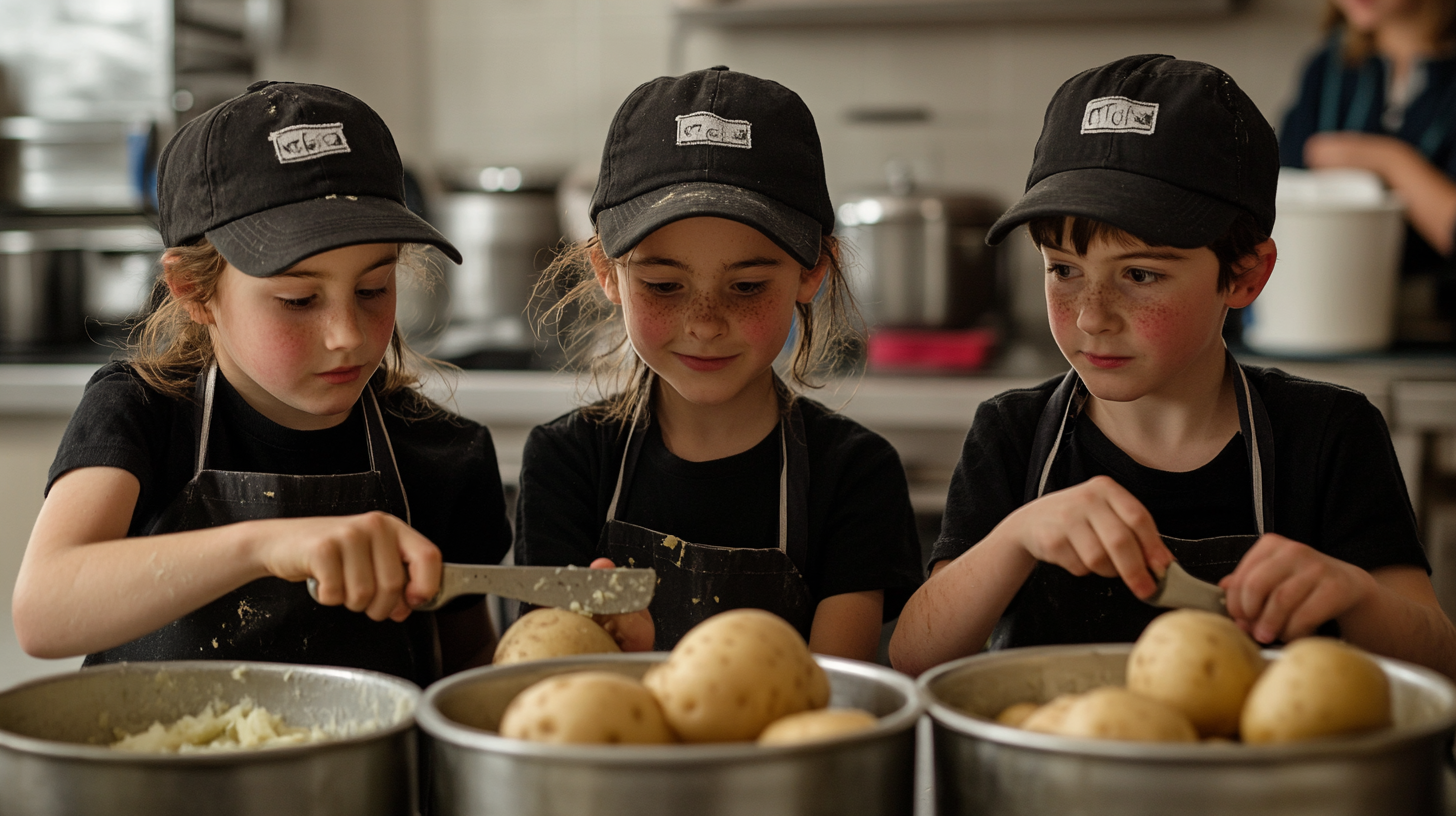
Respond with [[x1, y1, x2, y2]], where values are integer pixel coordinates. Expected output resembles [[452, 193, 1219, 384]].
[[254, 511, 442, 623], [1002, 475, 1172, 599], [589, 557, 655, 651], [1220, 533, 1378, 644]]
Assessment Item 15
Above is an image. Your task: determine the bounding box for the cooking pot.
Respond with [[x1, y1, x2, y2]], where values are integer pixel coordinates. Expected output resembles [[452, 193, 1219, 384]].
[[0, 661, 420, 816], [835, 171, 1002, 331], [918, 643, 1456, 816], [417, 653, 920, 816]]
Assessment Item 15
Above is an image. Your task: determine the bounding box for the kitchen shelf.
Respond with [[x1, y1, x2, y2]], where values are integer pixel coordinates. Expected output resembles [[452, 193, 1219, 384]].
[[672, 0, 1237, 27]]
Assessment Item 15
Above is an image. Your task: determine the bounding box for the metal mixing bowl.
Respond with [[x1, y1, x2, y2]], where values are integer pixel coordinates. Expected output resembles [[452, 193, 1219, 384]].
[[418, 653, 921, 816], [919, 644, 1456, 816], [0, 661, 420, 816]]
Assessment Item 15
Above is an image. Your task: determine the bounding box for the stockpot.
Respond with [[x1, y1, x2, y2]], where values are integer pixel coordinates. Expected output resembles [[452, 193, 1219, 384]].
[[417, 653, 921, 816], [0, 661, 420, 816], [918, 643, 1456, 816]]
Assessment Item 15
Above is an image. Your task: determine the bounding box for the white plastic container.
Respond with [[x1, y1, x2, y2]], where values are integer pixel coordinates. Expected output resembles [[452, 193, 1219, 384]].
[[1245, 168, 1406, 355]]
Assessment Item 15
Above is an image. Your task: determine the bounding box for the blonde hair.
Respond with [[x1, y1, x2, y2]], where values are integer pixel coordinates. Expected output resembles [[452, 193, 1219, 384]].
[[1324, 0, 1456, 64], [129, 240, 450, 415], [535, 232, 863, 425]]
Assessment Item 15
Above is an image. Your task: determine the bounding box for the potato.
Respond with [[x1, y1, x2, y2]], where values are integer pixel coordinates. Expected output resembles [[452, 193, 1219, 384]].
[[1240, 638, 1391, 745], [643, 609, 829, 743], [757, 708, 877, 746], [1019, 694, 1078, 734], [1127, 609, 1264, 737], [995, 702, 1041, 728], [493, 608, 621, 666], [498, 671, 674, 744], [1027, 687, 1198, 742]]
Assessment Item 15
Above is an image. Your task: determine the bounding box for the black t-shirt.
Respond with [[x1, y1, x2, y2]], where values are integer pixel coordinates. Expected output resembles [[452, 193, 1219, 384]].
[[47, 362, 513, 569], [931, 367, 1428, 638], [515, 397, 924, 619]]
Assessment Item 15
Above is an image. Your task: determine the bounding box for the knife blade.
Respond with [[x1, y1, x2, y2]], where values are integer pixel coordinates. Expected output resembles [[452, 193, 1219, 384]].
[[307, 564, 656, 614], [1144, 561, 1229, 617]]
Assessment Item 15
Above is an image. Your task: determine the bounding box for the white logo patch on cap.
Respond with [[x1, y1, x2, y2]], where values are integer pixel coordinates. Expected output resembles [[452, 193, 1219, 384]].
[[268, 123, 351, 164], [676, 111, 751, 149], [1081, 97, 1159, 135]]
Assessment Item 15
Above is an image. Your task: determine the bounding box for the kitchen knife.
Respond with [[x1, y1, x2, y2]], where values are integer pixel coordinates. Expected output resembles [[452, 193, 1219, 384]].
[[307, 564, 656, 614], [1143, 561, 1229, 617]]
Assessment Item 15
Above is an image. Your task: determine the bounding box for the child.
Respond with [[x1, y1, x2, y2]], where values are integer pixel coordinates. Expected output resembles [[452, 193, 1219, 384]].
[[514, 66, 923, 660], [11, 82, 513, 686], [1280, 0, 1456, 340], [889, 55, 1456, 679]]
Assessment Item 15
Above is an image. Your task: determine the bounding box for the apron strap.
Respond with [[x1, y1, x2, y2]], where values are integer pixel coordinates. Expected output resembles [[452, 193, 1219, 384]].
[[363, 381, 411, 526], [1024, 369, 1085, 503], [194, 364, 219, 477], [782, 399, 810, 576], [1318, 30, 1346, 134], [606, 370, 654, 523]]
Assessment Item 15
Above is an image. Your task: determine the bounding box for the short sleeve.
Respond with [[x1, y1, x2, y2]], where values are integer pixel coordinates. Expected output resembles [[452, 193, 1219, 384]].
[[1305, 391, 1427, 573], [47, 365, 172, 495], [514, 414, 610, 569], [805, 420, 922, 617], [928, 388, 1047, 570]]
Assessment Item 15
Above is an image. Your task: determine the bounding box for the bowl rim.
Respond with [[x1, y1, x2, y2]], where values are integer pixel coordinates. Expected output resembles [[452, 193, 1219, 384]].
[[416, 652, 922, 762], [0, 660, 420, 764], [916, 643, 1456, 763]]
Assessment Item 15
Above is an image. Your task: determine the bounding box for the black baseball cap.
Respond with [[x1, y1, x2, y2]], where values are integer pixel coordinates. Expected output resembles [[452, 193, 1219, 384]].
[[987, 55, 1278, 248], [590, 66, 834, 270], [157, 80, 461, 276]]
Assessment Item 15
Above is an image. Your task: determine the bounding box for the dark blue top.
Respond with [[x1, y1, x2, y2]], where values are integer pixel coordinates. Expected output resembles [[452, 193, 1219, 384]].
[[1280, 35, 1456, 273]]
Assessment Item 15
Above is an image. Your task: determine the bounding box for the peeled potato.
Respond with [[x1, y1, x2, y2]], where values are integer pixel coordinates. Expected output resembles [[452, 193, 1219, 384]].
[[499, 671, 674, 744], [643, 609, 829, 743], [995, 702, 1041, 728], [1027, 687, 1198, 742], [1127, 609, 1265, 738], [493, 608, 620, 666], [758, 708, 877, 746], [1240, 638, 1391, 745]]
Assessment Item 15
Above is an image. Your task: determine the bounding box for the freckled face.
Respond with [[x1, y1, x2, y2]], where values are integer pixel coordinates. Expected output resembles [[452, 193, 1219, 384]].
[[601, 217, 825, 408], [1043, 234, 1231, 403], [202, 243, 398, 429]]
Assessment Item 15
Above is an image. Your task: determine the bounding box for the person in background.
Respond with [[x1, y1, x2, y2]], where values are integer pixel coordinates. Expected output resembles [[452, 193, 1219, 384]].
[[12, 82, 513, 685], [514, 67, 923, 659], [1280, 0, 1456, 342], [889, 55, 1456, 679]]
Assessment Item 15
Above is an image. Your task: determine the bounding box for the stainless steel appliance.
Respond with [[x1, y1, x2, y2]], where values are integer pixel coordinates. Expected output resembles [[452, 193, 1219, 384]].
[[0, 660, 420, 816], [435, 172, 563, 369], [418, 652, 920, 816], [835, 171, 1003, 331], [920, 643, 1456, 816]]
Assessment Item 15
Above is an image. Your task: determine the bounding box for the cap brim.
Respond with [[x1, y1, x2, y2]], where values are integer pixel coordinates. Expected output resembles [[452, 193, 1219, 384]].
[[206, 195, 463, 277], [596, 182, 824, 269], [986, 168, 1243, 248]]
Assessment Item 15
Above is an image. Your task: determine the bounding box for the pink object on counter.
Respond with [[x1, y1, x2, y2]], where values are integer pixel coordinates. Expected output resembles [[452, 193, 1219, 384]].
[[866, 327, 998, 372]]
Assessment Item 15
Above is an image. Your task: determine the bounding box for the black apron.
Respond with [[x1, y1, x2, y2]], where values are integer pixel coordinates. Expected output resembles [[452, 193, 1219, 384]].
[[598, 374, 815, 650], [989, 350, 1275, 649], [84, 365, 440, 686]]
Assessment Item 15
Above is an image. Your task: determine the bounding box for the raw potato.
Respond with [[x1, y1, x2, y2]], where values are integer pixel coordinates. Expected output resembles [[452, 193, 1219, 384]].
[[995, 702, 1041, 728], [1028, 687, 1198, 742], [1240, 638, 1391, 745], [1127, 609, 1264, 738], [643, 609, 830, 743], [493, 608, 621, 666], [498, 671, 674, 745], [758, 708, 877, 746], [1019, 694, 1078, 734]]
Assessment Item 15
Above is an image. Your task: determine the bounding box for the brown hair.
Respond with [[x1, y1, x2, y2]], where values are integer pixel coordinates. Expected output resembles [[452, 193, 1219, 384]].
[[1025, 213, 1268, 292], [534, 232, 862, 425], [1324, 0, 1456, 64], [128, 240, 450, 415]]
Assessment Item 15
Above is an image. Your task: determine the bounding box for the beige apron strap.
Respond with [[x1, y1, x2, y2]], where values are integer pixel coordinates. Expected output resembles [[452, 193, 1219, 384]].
[[606, 371, 654, 522], [195, 364, 219, 477]]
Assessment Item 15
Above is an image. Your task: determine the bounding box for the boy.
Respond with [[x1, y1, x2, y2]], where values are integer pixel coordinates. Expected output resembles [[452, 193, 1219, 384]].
[[888, 55, 1456, 679]]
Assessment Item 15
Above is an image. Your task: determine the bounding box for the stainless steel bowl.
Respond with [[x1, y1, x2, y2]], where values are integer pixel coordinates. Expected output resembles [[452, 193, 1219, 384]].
[[919, 644, 1456, 816], [0, 661, 420, 816], [418, 653, 921, 816]]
